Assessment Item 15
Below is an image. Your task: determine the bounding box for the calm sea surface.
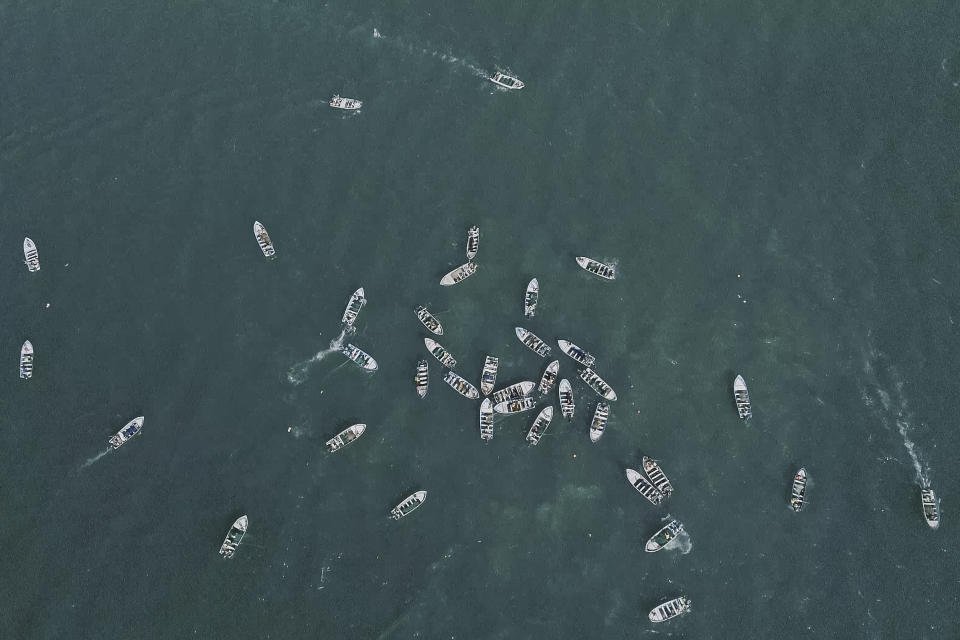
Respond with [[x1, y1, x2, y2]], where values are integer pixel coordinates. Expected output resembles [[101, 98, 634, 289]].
[[2, 2, 960, 638]]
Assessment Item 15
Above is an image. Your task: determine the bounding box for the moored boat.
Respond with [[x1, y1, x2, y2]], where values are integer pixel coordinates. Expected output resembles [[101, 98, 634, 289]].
[[19, 340, 34, 379], [649, 596, 691, 623], [219, 515, 248, 558], [341, 343, 378, 371], [466, 226, 480, 260], [557, 339, 596, 367], [734, 375, 752, 419], [23, 237, 40, 272], [489, 71, 524, 90], [493, 396, 537, 414], [538, 360, 559, 396], [790, 468, 807, 512], [645, 520, 684, 552], [579, 367, 617, 401], [414, 359, 429, 397], [253, 222, 275, 258], [330, 95, 362, 110], [390, 491, 427, 520], [589, 402, 609, 442], [108, 416, 144, 450], [341, 287, 366, 327], [642, 457, 674, 497], [415, 306, 444, 335], [515, 327, 551, 357], [443, 370, 480, 400], [921, 488, 940, 529], [524, 278, 539, 318], [424, 337, 456, 368], [440, 262, 478, 286], [575, 256, 615, 280], [526, 406, 554, 445], [479, 398, 494, 441], [558, 379, 575, 420], [625, 468, 665, 505], [480, 356, 499, 396], [491, 380, 535, 404], [327, 424, 366, 452]]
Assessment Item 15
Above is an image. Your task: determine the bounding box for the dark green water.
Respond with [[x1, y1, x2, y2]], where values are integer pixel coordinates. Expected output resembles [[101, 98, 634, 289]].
[[3, 2, 959, 637]]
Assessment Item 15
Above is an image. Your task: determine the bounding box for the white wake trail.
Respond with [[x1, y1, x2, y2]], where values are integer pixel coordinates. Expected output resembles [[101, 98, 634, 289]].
[[370, 27, 490, 79], [79, 448, 112, 470], [287, 329, 348, 385]]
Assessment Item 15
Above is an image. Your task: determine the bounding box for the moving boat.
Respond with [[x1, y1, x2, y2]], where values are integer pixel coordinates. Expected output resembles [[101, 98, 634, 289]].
[[19, 340, 33, 379], [492, 380, 535, 404], [649, 596, 691, 623], [538, 360, 559, 396], [625, 468, 665, 505], [642, 457, 674, 497], [23, 237, 40, 272], [557, 339, 596, 367], [414, 359, 429, 397], [515, 327, 551, 357], [734, 375, 752, 419], [575, 256, 615, 280], [526, 406, 554, 445], [330, 95, 362, 109], [108, 416, 144, 450], [489, 72, 524, 90], [253, 222, 275, 258], [479, 398, 494, 441], [440, 262, 478, 286], [390, 491, 427, 520], [327, 424, 366, 452], [790, 468, 807, 512], [443, 370, 480, 399], [493, 396, 537, 414], [415, 306, 444, 335], [341, 287, 366, 327], [579, 368, 617, 401], [558, 379, 575, 420], [466, 226, 480, 260], [589, 402, 609, 442], [645, 520, 684, 552], [480, 356, 499, 396], [341, 343, 378, 371], [424, 337, 457, 368], [524, 278, 539, 318], [921, 488, 940, 529], [219, 515, 248, 558]]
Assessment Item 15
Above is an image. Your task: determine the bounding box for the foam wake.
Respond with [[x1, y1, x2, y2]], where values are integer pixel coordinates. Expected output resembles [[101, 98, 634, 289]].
[[79, 448, 111, 471], [287, 329, 348, 385], [370, 27, 490, 79]]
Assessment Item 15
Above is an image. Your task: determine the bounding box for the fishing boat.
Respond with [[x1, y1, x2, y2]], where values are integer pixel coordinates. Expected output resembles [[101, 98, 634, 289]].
[[515, 327, 551, 357], [330, 95, 362, 109], [424, 337, 456, 368], [390, 491, 427, 520], [493, 396, 537, 415], [440, 262, 478, 286], [23, 237, 40, 272], [538, 360, 559, 396], [645, 520, 684, 552], [642, 457, 674, 497], [443, 370, 480, 400], [480, 356, 499, 396], [734, 374, 752, 419], [415, 306, 444, 335], [466, 226, 480, 260], [414, 359, 429, 397], [526, 406, 554, 445], [625, 468, 665, 505], [558, 379, 575, 420], [589, 402, 609, 442], [253, 221, 275, 258], [579, 368, 617, 401], [524, 278, 539, 318], [341, 287, 366, 327], [327, 424, 366, 452], [108, 416, 144, 450], [649, 596, 691, 623], [219, 515, 248, 558], [340, 343, 378, 371], [921, 487, 940, 529], [790, 468, 807, 512], [19, 340, 33, 379], [557, 339, 596, 367], [479, 398, 494, 441], [575, 256, 615, 280], [491, 380, 535, 404], [489, 71, 524, 90]]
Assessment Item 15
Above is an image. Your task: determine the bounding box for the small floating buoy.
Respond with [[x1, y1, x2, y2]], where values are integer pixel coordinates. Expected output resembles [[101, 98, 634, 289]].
[[45, 303, 51, 308]]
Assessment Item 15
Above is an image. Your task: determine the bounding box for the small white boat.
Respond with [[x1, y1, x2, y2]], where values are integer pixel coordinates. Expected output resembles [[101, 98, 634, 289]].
[[493, 396, 537, 414], [19, 340, 34, 379], [443, 370, 480, 400], [253, 221, 275, 258], [515, 327, 551, 357], [390, 491, 427, 520], [23, 237, 40, 272], [537, 360, 559, 396], [649, 596, 691, 623], [466, 226, 480, 260], [424, 337, 456, 368], [219, 515, 248, 558], [479, 398, 494, 441], [575, 256, 615, 280], [341, 343, 378, 371], [643, 457, 674, 497], [341, 287, 366, 327], [480, 356, 499, 396], [625, 468, 665, 505], [558, 379, 575, 420], [108, 416, 144, 450], [524, 278, 539, 318], [414, 359, 429, 398], [734, 375, 752, 419], [579, 368, 617, 401], [491, 380, 535, 404], [790, 468, 807, 512], [326, 424, 366, 452], [489, 71, 524, 90], [557, 339, 595, 367], [589, 402, 609, 442], [645, 520, 684, 553], [330, 95, 362, 110], [440, 262, 478, 286], [526, 406, 554, 445], [415, 306, 444, 335], [921, 487, 940, 529]]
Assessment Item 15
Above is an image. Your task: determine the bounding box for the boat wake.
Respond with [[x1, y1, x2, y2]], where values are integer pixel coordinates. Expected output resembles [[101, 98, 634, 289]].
[[370, 27, 489, 79], [286, 330, 347, 385], [79, 448, 111, 470], [661, 515, 693, 554]]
